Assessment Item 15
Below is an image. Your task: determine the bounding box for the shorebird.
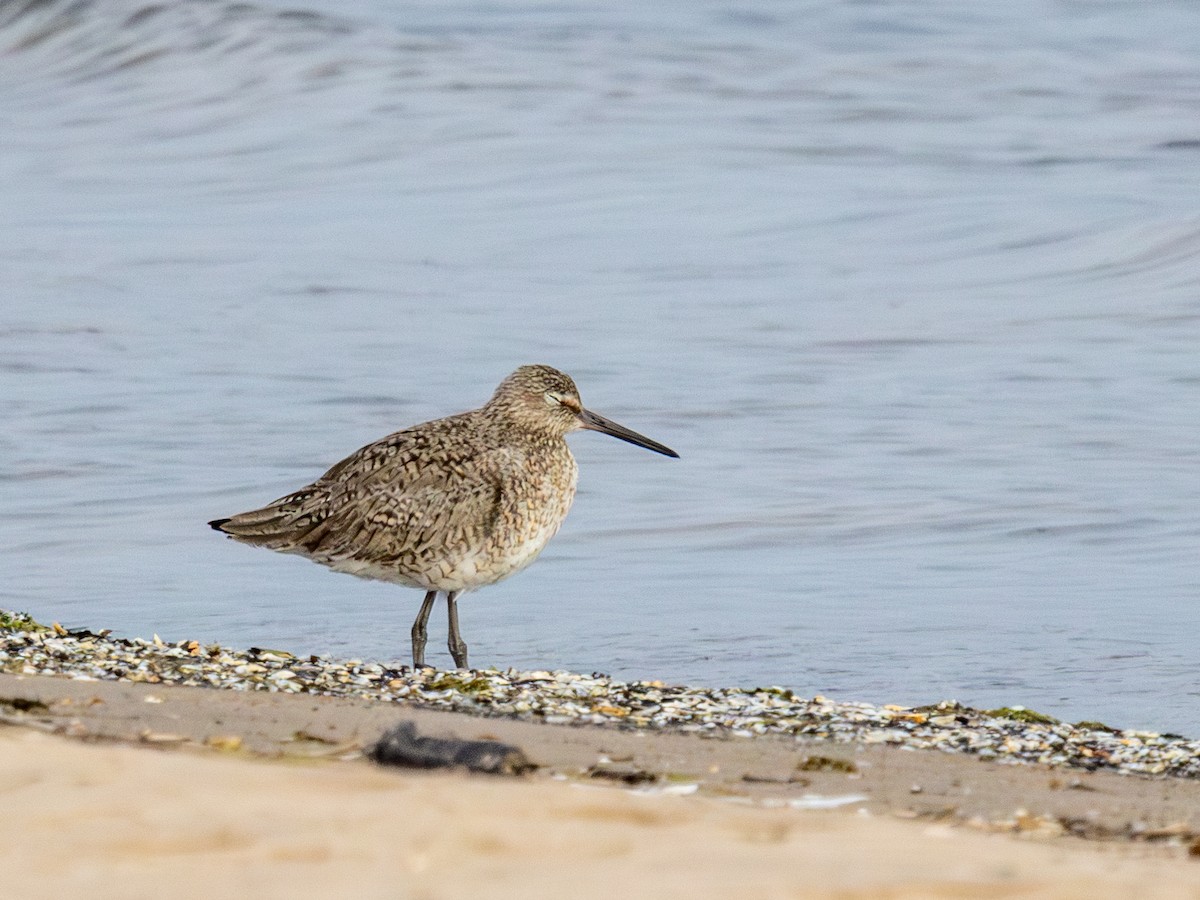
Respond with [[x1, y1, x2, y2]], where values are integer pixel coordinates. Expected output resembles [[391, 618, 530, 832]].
[[209, 365, 678, 669]]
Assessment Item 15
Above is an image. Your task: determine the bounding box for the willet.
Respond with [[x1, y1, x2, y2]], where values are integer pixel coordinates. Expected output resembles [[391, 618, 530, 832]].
[[209, 364, 678, 669]]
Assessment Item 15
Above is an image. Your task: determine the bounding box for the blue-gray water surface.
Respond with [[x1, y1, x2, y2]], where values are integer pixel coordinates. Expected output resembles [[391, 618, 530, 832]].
[[3, 0, 1199, 734]]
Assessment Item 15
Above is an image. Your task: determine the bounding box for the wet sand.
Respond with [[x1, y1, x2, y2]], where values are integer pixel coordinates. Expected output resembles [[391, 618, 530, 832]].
[[2, 672, 1199, 898]]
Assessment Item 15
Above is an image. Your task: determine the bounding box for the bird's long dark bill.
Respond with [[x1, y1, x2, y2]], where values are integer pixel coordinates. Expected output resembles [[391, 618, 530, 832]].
[[577, 408, 679, 458]]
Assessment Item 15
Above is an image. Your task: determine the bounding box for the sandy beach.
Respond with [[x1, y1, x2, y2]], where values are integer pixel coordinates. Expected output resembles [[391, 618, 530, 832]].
[[2, 670, 1199, 899]]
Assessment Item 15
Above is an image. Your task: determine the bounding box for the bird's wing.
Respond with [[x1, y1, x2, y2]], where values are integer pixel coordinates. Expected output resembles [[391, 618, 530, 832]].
[[288, 460, 509, 566], [213, 416, 518, 564]]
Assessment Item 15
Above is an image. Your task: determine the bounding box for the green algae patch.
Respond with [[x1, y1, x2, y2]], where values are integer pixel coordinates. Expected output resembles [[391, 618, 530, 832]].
[[985, 706, 1058, 725], [0, 611, 50, 634], [427, 673, 496, 695]]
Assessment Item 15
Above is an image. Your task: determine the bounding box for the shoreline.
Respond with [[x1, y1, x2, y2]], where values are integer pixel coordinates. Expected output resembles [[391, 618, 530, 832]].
[[3, 613, 1200, 895], [3, 612, 1198, 779]]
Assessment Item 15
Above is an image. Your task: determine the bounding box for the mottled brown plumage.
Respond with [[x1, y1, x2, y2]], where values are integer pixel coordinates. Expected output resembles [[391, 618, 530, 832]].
[[210, 365, 678, 669]]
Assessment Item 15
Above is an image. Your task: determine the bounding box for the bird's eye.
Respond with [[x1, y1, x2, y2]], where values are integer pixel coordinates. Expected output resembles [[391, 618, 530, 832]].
[[545, 392, 563, 406]]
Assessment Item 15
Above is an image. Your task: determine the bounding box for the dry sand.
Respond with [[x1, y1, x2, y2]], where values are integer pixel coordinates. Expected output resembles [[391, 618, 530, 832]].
[[1, 672, 1198, 898]]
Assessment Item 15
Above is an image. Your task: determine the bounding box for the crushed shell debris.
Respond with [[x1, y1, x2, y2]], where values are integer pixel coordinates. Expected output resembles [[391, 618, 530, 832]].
[[1, 618, 1198, 780]]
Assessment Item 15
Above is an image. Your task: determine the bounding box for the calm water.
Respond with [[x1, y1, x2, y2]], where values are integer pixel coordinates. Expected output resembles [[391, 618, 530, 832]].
[[4, 0, 1200, 733]]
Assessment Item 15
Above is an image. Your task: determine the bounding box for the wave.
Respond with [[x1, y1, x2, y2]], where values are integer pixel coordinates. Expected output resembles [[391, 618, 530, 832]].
[[0, 0, 446, 111], [1, 0, 362, 67]]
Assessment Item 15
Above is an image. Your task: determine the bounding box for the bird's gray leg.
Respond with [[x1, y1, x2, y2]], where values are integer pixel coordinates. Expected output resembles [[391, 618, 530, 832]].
[[411, 590, 437, 669], [446, 590, 469, 669]]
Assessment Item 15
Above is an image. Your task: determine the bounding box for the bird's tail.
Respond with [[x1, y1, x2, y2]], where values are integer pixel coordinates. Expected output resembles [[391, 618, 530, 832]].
[[208, 494, 319, 550]]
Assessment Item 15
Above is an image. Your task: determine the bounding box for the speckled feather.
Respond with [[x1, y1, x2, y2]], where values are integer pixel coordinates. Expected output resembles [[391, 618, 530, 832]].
[[212, 367, 581, 593]]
